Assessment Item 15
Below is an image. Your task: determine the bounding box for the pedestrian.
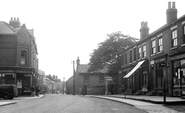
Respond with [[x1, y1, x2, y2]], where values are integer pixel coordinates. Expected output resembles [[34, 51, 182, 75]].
[[35, 85, 40, 96], [31, 85, 35, 97]]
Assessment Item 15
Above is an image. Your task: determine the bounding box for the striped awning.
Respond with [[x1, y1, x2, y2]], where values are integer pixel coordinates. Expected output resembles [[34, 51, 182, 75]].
[[124, 60, 145, 78]]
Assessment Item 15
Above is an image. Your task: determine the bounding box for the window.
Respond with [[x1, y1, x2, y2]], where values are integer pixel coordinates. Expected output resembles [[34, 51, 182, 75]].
[[84, 75, 89, 81], [121, 55, 124, 66], [142, 44, 146, 58], [133, 47, 136, 61], [20, 50, 27, 65], [158, 37, 163, 52], [151, 39, 156, 55], [171, 29, 177, 47], [138, 46, 142, 59], [129, 49, 132, 63], [183, 25, 185, 44], [99, 75, 104, 81], [125, 53, 127, 65]]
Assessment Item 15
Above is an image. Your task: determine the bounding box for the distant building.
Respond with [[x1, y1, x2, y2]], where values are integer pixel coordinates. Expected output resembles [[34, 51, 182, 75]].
[[66, 57, 106, 95], [0, 18, 38, 95]]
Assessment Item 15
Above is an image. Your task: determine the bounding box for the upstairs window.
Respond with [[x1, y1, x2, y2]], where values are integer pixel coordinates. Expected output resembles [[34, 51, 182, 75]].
[[121, 55, 124, 67], [129, 49, 132, 63], [158, 37, 163, 52], [183, 25, 185, 44], [142, 44, 146, 58], [171, 29, 177, 47], [151, 39, 156, 55], [133, 47, 137, 61], [138, 46, 142, 59], [125, 52, 127, 65], [20, 50, 27, 65]]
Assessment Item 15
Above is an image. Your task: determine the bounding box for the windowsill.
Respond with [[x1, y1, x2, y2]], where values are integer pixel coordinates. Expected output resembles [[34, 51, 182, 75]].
[[151, 54, 155, 57], [170, 46, 178, 50], [157, 51, 163, 55], [182, 44, 185, 47]]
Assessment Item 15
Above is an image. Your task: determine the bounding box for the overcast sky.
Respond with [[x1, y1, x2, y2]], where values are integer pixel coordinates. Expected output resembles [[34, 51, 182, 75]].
[[0, 0, 185, 80]]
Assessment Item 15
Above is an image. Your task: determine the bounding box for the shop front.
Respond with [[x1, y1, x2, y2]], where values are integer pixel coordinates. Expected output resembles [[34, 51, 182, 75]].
[[170, 53, 185, 97], [0, 67, 36, 96]]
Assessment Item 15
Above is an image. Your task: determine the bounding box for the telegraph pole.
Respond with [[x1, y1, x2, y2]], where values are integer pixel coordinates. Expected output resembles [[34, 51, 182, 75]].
[[73, 60, 75, 95]]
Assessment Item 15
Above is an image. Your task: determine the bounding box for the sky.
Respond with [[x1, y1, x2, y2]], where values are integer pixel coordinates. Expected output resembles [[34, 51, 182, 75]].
[[0, 0, 185, 80]]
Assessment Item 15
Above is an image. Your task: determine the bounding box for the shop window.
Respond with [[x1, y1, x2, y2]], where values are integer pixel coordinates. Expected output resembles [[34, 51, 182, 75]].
[[158, 37, 163, 52], [181, 60, 185, 87], [171, 29, 178, 48], [151, 39, 156, 55], [173, 61, 181, 88], [4, 73, 15, 84], [20, 50, 28, 65]]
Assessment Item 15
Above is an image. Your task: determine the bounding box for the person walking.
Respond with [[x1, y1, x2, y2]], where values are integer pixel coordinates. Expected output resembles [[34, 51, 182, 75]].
[[31, 85, 35, 97], [35, 85, 40, 96]]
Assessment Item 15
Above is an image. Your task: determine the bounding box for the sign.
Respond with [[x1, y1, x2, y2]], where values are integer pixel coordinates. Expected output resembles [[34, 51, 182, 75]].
[[159, 62, 167, 67], [105, 76, 112, 81]]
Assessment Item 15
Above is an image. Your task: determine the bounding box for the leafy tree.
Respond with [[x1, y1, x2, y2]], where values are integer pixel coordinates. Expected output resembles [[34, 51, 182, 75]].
[[88, 31, 137, 78]]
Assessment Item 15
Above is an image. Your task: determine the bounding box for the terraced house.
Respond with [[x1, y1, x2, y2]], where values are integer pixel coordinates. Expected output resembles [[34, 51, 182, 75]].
[[0, 18, 38, 95], [120, 2, 185, 98]]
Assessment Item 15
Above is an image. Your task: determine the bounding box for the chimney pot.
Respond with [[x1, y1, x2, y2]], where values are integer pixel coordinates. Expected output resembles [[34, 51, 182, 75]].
[[168, 1, 171, 9], [172, 2, 175, 8]]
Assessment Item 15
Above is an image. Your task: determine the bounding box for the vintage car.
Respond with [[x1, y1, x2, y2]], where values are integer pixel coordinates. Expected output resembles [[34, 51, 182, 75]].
[[0, 84, 18, 99]]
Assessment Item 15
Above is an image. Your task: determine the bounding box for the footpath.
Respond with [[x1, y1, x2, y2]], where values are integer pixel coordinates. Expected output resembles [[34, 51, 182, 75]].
[[0, 94, 44, 107], [90, 94, 185, 113]]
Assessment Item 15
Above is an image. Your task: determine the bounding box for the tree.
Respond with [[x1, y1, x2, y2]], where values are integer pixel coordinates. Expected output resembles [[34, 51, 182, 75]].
[[88, 31, 137, 78]]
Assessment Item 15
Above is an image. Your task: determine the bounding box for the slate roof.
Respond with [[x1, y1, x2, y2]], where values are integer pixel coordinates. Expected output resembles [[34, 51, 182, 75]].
[[0, 22, 15, 34], [77, 64, 90, 73], [77, 64, 108, 73]]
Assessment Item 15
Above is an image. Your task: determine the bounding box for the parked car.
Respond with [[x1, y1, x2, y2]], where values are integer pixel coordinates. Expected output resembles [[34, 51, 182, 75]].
[[0, 84, 18, 99]]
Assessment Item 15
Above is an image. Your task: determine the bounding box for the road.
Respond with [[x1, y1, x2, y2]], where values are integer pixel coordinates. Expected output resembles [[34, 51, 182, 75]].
[[0, 94, 147, 113]]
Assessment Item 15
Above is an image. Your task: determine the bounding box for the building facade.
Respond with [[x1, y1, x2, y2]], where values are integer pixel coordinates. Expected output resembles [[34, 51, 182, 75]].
[[120, 2, 185, 98], [0, 18, 38, 95], [66, 57, 106, 95]]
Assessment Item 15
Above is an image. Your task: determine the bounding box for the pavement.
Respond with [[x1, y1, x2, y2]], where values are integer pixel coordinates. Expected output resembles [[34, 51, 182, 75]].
[[89, 94, 185, 113], [0, 94, 44, 107]]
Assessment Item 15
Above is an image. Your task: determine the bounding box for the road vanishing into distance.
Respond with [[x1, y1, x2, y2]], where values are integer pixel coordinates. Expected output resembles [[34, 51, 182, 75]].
[[0, 94, 146, 113]]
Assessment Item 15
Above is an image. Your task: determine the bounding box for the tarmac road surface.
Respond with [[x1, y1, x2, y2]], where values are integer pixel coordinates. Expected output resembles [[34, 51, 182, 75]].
[[0, 94, 146, 113]]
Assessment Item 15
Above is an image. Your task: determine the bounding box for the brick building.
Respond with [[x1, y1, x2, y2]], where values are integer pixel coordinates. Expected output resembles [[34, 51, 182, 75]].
[[120, 2, 185, 98], [0, 18, 38, 95], [66, 57, 106, 95]]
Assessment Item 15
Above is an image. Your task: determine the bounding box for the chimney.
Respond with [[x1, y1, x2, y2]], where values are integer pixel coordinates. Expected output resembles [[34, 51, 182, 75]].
[[76, 57, 80, 66], [166, 1, 177, 24], [9, 17, 21, 28], [140, 21, 149, 40]]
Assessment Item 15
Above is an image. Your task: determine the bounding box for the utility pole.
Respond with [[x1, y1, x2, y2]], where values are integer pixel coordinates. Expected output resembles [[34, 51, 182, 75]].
[[63, 77, 65, 94], [73, 60, 75, 95]]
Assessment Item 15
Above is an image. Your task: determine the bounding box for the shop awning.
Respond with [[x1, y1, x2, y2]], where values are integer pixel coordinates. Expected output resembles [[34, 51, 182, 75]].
[[124, 60, 145, 78]]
